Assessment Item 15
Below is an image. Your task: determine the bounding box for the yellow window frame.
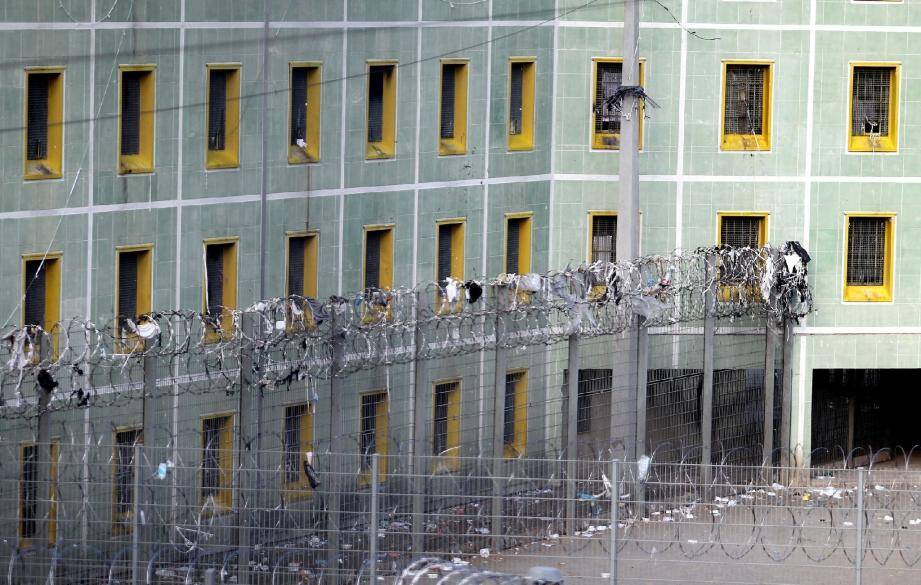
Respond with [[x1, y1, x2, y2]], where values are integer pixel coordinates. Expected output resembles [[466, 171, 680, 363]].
[[205, 64, 241, 169], [111, 427, 142, 534], [19, 441, 59, 548], [118, 65, 156, 174], [21, 252, 62, 333], [23, 67, 64, 180], [432, 379, 461, 472], [508, 58, 536, 151], [362, 225, 394, 290], [504, 213, 532, 274], [285, 231, 319, 298], [288, 62, 322, 164], [281, 403, 315, 501], [359, 391, 389, 485], [115, 244, 154, 353], [716, 212, 768, 302], [504, 370, 528, 458], [366, 61, 398, 160], [843, 213, 895, 303], [438, 59, 469, 156], [435, 219, 466, 313], [200, 413, 234, 512], [591, 58, 645, 151], [848, 62, 900, 153], [202, 238, 238, 343], [720, 60, 773, 152], [587, 211, 617, 263]]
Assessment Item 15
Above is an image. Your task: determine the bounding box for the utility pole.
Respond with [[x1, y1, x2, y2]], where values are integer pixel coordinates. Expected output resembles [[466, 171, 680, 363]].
[[613, 0, 644, 460]]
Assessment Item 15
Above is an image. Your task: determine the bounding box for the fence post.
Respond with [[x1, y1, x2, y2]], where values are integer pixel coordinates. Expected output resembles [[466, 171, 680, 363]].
[[237, 312, 260, 585], [609, 459, 620, 585], [635, 317, 648, 513], [134, 337, 159, 585], [856, 467, 865, 585], [327, 309, 345, 580], [565, 333, 580, 537], [369, 454, 380, 585], [34, 335, 53, 585], [132, 443, 142, 585], [701, 252, 716, 483], [780, 320, 794, 467], [411, 291, 428, 557], [762, 321, 777, 466], [491, 292, 508, 550]]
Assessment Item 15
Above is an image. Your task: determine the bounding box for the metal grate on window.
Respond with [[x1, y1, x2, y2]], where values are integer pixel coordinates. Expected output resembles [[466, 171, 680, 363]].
[[360, 393, 384, 469], [595, 62, 622, 135], [20, 445, 37, 538], [509, 63, 524, 135], [118, 251, 139, 328], [27, 74, 51, 161], [437, 224, 454, 284], [201, 417, 227, 498], [283, 405, 307, 484], [121, 71, 143, 156], [504, 372, 522, 446], [23, 260, 47, 328], [852, 67, 891, 137], [440, 64, 457, 140], [433, 382, 455, 456], [720, 216, 762, 249], [114, 429, 141, 522], [577, 369, 612, 433], [506, 219, 521, 274], [847, 217, 887, 286], [208, 70, 227, 151], [591, 215, 617, 263], [205, 245, 225, 318], [287, 237, 306, 297], [367, 66, 387, 143], [290, 68, 308, 147], [365, 231, 382, 289], [724, 65, 766, 136]]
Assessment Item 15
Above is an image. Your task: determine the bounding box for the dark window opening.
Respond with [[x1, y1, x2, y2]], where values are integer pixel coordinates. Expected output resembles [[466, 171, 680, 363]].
[[847, 217, 887, 286], [290, 67, 309, 147], [724, 65, 766, 136], [121, 71, 143, 156], [595, 62, 622, 135], [509, 63, 524, 135], [27, 74, 51, 161], [208, 70, 228, 151], [591, 216, 617, 264]]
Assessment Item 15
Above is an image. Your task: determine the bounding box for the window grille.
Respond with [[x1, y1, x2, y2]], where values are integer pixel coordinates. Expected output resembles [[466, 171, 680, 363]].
[[113, 429, 141, 525], [847, 217, 887, 286], [594, 62, 622, 135], [121, 71, 143, 156], [208, 70, 227, 151], [577, 369, 612, 433], [437, 224, 454, 284], [365, 231, 382, 289], [506, 219, 521, 274], [852, 67, 891, 137], [433, 382, 456, 456], [440, 64, 457, 140], [591, 215, 617, 263], [23, 260, 47, 328], [201, 416, 228, 499], [290, 68, 308, 147], [504, 372, 522, 446], [720, 216, 762, 249], [283, 405, 307, 484], [368, 66, 386, 143], [205, 245, 225, 318], [20, 445, 37, 539], [509, 63, 524, 135], [27, 74, 51, 161], [118, 251, 139, 326], [360, 393, 384, 469], [287, 237, 306, 297], [724, 65, 766, 136]]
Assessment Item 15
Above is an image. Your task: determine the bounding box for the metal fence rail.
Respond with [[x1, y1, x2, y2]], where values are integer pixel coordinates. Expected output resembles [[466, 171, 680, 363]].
[[3, 447, 921, 585]]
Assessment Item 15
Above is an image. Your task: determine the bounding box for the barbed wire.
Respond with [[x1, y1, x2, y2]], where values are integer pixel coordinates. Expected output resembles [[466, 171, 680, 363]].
[[0, 244, 811, 418]]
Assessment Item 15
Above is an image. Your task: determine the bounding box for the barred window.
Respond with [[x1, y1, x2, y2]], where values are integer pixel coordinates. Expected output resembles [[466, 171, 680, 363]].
[[283, 404, 311, 485], [503, 372, 524, 446], [24, 69, 64, 179], [360, 392, 388, 470], [201, 415, 233, 509], [577, 369, 612, 434], [590, 214, 617, 263], [724, 64, 767, 136], [366, 63, 396, 158], [852, 67, 891, 137], [433, 382, 458, 456], [505, 216, 531, 275], [846, 217, 888, 287], [205, 66, 240, 168], [720, 215, 764, 249], [508, 60, 535, 150], [288, 64, 321, 163], [594, 61, 622, 136], [113, 429, 142, 529]]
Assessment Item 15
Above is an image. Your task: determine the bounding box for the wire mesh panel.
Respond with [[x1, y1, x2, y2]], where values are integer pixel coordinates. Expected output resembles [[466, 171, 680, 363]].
[[724, 64, 766, 135], [591, 215, 617, 264], [120, 71, 142, 156], [290, 66, 309, 146], [26, 73, 50, 161], [367, 66, 386, 143], [508, 63, 524, 135], [846, 216, 887, 286], [207, 69, 227, 151], [720, 215, 762, 249], [440, 64, 457, 140], [852, 66, 891, 136]]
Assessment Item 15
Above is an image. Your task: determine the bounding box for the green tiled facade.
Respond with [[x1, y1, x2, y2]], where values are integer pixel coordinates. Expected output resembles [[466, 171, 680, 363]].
[[1, 0, 918, 457]]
